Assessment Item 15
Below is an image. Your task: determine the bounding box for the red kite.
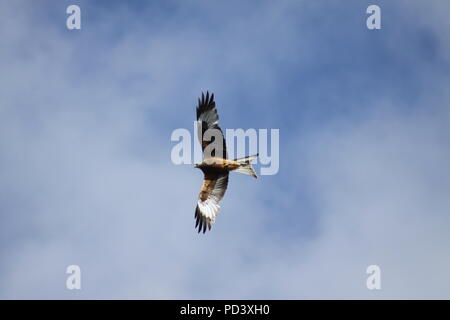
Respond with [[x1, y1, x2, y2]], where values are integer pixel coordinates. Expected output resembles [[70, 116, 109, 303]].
[[194, 91, 258, 233]]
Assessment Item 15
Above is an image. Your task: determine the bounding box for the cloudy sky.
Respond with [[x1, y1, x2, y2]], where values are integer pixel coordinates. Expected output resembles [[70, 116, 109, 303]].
[[1, 0, 450, 299]]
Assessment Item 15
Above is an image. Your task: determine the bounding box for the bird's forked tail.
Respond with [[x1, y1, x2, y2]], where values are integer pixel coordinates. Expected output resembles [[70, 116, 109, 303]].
[[233, 154, 258, 178]]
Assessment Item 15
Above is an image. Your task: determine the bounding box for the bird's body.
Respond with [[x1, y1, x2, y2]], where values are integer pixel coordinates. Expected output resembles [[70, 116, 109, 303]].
[[195, 157, 241, 172], [194, 91, 258, 233]]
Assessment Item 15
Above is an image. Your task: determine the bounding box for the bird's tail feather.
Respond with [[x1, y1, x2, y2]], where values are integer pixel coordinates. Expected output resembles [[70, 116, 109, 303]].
[[233, 154, 258, 178]]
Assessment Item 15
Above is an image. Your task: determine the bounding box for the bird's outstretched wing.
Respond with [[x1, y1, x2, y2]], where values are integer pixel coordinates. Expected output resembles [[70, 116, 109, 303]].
[[196, 91, 227, 159], [195, 173, 229, 233]]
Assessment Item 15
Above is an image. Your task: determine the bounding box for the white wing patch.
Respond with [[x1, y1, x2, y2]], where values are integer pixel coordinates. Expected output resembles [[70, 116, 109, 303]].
[[197, 199, 221, 224]]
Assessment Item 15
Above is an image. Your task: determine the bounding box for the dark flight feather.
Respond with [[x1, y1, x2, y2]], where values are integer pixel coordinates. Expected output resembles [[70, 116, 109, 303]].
[[196, 91, 227, 159]]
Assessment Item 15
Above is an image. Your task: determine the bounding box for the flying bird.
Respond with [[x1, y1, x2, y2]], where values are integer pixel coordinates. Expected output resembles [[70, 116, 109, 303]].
[[194, 91, 258, 233]]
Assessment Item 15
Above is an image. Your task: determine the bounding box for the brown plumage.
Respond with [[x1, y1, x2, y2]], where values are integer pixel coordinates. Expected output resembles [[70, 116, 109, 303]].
[[194, 91, 258, 233]]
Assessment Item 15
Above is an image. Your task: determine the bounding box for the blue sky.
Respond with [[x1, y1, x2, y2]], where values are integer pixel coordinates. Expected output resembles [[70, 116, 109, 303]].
[[1, 0, 450, 298]]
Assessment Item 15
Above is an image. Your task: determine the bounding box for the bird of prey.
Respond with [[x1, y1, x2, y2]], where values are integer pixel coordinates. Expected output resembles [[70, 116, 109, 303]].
[[194, 91, 258, 233]]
